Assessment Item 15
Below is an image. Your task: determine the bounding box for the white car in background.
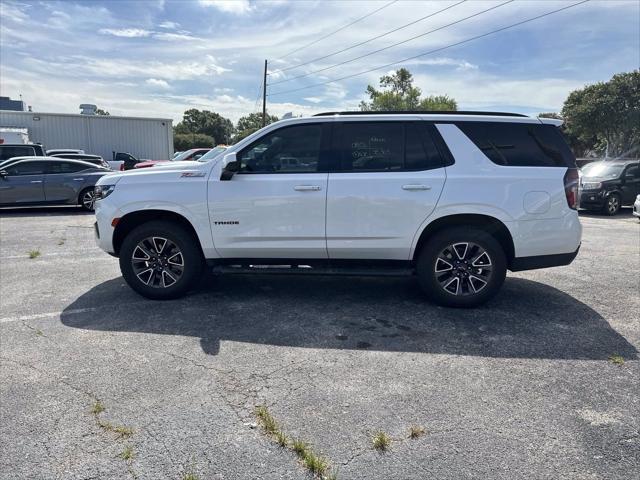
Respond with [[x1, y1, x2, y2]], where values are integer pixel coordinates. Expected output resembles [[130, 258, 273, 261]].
[[633, 194, 640, 220]]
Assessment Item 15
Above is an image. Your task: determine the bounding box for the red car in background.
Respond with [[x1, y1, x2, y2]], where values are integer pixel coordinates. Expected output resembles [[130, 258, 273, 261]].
[[134, 148, 211, 169]]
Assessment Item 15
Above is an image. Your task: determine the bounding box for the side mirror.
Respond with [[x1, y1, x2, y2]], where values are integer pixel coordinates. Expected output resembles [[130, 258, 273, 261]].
[[220, 153, 240, 181]]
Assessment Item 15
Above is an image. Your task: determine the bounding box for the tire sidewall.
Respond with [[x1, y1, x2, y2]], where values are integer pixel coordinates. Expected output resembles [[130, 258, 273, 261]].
[[417, 227, 507, 308], [119, 221, 203, 299], [79, 188, 95, 211]]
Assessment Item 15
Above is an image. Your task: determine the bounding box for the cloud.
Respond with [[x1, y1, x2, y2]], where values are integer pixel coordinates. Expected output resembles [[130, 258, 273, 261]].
[[303, 97, 322, 104], [405, 57, 479, 71], [199, 0, 252, 14], [99, 28, 152, 38], [154, 32, 198, 42], [145, 78, 171, 89], [158, 21, 180, 29]]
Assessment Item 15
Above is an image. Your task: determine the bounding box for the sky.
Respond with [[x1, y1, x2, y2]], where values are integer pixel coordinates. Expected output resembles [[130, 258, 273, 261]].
[[1, 0, 638, 124]]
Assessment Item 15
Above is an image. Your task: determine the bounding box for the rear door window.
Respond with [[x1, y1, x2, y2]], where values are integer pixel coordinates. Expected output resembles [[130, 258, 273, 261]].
[[333, 122, 445, 172], [457, 122, 576, 167], [0, 146, 36, 161]]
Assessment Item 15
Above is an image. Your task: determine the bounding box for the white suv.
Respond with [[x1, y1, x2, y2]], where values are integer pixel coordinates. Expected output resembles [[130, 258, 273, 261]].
[[94, 112, 581, 307]]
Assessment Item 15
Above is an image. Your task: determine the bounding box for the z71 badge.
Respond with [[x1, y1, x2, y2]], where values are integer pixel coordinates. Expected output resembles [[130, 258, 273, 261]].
[[214, 221, 239, 225]]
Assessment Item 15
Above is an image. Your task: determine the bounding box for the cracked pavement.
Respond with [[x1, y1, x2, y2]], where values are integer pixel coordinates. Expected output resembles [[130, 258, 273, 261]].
[[0, 206, 638, 479]]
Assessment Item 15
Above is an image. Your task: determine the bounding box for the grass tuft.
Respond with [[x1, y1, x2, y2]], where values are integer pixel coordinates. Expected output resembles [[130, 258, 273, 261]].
[[409, 426, 426, 439], [302, 451, 328, 476], [120, 444, 134, 461], [91, 400, 105, 415], [182, 473, 199, 480], [255, 405, 278, 435], [28, 250, 41, 259], [372, 431, 391, 451], [291, 438, 308, 458], [608, 353, 624, 365], [276, 430, 288, 447]]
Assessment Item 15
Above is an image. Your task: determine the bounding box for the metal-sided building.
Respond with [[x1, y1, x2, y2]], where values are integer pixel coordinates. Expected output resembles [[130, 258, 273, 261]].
[[0, 108, 173, 161]]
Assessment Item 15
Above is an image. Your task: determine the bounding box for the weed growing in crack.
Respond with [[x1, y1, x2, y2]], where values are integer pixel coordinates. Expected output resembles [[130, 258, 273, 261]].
[[608, 354, 624, 365], [120, 444, 134, 461], [372, 431, 391, 451], [91, 400, 105, 415], [28, 250, 41, 259], [255, 406, 336, 479], [409, 426, 426, 439]]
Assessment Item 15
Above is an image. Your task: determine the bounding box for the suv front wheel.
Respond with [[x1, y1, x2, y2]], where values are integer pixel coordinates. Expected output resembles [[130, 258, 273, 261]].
[[417, 227, 507, 308], [119, 221, 204, 299]]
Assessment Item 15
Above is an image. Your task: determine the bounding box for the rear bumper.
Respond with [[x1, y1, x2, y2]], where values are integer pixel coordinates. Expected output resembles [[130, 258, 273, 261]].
[[509, 245, 580, 272], [633, 200, 640, 217]]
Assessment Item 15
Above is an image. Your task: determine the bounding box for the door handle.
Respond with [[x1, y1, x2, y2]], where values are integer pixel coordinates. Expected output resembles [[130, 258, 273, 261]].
[[73, 178, 85, 181], [294, 185, 321, 191], [402, 184, 431, 191], [30, 180, 43, 184]]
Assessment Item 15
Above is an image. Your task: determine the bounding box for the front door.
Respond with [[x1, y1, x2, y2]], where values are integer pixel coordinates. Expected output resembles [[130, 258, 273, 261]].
[[208, 123, 330, 259], [621, 164, 640, 204], [326, 121, 447, 260], [0, 160, 46, 205]]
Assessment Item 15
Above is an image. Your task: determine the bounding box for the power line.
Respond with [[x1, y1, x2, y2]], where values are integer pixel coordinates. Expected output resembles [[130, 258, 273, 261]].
[[270, 0, 466, 76], [269, 0, 513, 87], [273, 0, 398, 62], [268, 0, 590, 98]]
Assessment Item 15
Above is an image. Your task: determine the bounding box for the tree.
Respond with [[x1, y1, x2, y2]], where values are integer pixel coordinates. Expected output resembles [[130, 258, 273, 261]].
[[95, 108, 110, 116], [174, 133, 215, 151], [538, 112, 593, 157], [561, 71, 639, 158], [360, 68, 457, 111], [174, 108, 235, 144], [234, 112, 279, 142]]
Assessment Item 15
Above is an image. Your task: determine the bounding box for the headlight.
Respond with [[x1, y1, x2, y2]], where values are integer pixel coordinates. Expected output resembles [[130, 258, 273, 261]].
[[94, 184, 116, 199], [581, 181, 602, 190]]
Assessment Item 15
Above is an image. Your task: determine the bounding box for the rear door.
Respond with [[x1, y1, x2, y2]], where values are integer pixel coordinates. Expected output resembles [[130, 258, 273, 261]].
[[326, 121, 447, 260], [44, 161, 92, 202], [0, 160, 46, 204], [208, 123, 330, 258]]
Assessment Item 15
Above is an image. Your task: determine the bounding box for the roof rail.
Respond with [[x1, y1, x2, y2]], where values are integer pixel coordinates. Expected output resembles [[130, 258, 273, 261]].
[[313, 110, 528, 117]]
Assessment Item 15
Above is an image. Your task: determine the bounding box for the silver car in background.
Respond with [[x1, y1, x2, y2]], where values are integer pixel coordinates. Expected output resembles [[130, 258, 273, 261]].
[[0, 157, 112, 211]]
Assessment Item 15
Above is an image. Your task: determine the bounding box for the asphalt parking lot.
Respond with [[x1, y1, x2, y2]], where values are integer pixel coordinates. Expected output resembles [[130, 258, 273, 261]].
[[0, 208, 638, 480]]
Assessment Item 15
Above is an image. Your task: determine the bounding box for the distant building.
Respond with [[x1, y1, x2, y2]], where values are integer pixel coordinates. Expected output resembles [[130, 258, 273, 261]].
[[0, 96, 26, 111]]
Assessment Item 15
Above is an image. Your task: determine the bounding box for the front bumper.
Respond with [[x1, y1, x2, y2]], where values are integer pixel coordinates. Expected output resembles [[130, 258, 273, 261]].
[[94, 198, 121, 255], [579, 190, 606, 209]]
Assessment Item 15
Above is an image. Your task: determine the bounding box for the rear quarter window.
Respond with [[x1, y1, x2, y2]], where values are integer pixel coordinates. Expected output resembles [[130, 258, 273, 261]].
[[457, 122, 576, 167]]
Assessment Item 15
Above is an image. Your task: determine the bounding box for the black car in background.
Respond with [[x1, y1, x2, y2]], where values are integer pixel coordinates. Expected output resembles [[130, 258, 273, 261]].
[[580, 160, 640, 215], [0, 143, 46, 161]]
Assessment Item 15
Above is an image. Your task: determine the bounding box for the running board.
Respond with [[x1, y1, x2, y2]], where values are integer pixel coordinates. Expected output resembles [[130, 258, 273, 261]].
[[211, 264, 415, 277]]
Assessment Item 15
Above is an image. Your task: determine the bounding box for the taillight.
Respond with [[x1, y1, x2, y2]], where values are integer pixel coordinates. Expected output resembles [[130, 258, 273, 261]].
[[564, 168, 579, 210], [119, 163, 124, 171]]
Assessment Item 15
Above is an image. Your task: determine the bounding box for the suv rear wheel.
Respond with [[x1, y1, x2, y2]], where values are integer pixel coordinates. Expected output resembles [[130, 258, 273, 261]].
[[119, 221, 204, 299], [417, 227, 506, 308]]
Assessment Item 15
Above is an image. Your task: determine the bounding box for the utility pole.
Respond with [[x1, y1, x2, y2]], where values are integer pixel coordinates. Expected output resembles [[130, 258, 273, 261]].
[[262, 59, 267, 127]]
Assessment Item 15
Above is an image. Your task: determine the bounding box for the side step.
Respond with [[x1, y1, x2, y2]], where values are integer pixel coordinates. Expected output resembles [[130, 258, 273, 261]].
[[211, 264, 415, 277]]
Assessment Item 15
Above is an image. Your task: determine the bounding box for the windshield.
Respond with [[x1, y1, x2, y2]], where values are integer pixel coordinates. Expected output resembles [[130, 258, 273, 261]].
[[581, 162, 625, 179], [171, 150, 196, 162], [197, 146, 228, 162]]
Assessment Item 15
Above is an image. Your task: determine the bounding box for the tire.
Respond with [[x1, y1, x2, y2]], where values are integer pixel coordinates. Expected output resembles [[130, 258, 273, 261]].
[[416, 227, 507, 308], [603, 193, 621, 216], [119, 220, 204, 299], [78, 187, 96, 211]]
